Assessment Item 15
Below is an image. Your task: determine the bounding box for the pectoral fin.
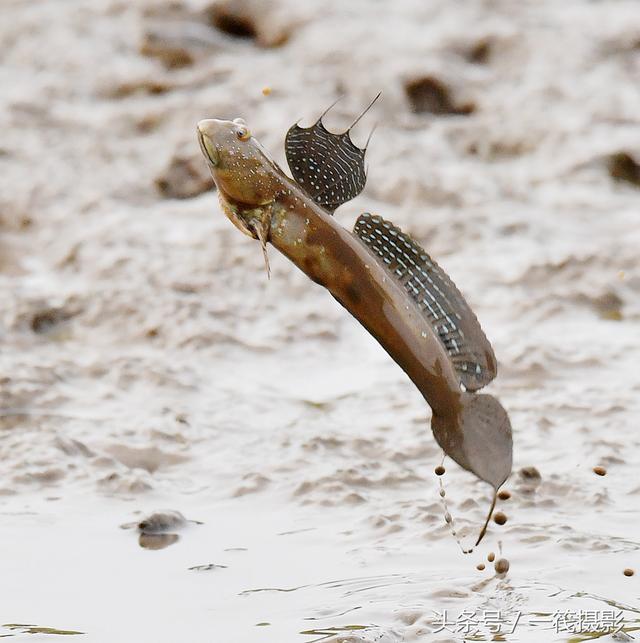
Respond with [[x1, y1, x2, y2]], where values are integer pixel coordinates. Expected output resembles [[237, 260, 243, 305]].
[[254, 222, 271, 280]]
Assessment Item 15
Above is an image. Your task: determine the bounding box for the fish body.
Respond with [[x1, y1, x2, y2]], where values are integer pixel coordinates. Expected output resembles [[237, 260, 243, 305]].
[[196, 115, 512, 502], [270, 188, 463, 417]]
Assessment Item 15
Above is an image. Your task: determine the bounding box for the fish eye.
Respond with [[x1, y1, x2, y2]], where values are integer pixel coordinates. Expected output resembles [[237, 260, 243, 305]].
[[236, 126, 251, 141]]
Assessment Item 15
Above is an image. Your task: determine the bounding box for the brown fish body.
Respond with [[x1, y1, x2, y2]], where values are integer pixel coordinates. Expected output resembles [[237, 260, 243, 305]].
[[269, 189, 463, 419]]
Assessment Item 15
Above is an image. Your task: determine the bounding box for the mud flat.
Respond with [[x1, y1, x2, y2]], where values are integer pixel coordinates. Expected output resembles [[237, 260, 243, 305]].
[[1, 0, 639, 641]]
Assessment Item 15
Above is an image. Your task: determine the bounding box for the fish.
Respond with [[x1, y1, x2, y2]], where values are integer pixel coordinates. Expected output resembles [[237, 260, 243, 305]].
[[196, 100, 513, 547]]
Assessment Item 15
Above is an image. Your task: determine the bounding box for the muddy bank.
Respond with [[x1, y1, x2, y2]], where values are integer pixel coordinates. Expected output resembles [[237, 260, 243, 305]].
[[1, 0, 639, 641]]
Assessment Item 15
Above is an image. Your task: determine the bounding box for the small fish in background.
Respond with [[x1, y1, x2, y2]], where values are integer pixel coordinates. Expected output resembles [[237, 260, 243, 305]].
[[196, 96, 513, 548], [121, 510, 203, 550]]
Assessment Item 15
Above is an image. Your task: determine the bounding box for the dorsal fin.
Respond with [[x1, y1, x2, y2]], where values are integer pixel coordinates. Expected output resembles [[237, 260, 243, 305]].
[[285, 95, 379, 214], [353, 213, 497, 391]]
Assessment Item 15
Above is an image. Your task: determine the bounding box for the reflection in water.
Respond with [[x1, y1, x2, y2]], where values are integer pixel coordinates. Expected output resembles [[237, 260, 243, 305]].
[[300, 624, 370, 643], [0, 623, 85, 636], [188, 563, 228, 572], [138, 533, 179, 550], [301, 624, 405, 643], [121, 509, 202, 550], [240, 574, 407, 597], [275, 574, 640, 642], [303, 606, 363, 621]]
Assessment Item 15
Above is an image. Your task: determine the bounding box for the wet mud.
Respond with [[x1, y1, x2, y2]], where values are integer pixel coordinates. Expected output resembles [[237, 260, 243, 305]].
[[1, 0, 639, 641]]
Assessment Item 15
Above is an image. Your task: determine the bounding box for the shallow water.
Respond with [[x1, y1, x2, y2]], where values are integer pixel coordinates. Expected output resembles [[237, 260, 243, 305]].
[[1, 0, 640, 641]]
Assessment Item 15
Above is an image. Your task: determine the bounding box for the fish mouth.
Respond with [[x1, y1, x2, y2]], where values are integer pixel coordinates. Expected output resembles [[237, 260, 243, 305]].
[[196, 121, 219, 167]]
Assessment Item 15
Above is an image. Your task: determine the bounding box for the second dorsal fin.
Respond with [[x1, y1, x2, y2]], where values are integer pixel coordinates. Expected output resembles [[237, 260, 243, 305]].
[[353, 213, 497, 391], [285, 95, 379, 214]]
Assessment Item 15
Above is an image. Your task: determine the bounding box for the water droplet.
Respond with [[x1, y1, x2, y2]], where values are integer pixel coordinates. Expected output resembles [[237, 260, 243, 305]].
[[487, 552, 495, 562], [494, 558, 510, 574], [435, 465, 445, 476]]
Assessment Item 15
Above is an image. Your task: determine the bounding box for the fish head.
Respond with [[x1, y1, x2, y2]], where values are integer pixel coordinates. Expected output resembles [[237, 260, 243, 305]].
[[197, 117, 277, 277], [197, 118, 280, 211]]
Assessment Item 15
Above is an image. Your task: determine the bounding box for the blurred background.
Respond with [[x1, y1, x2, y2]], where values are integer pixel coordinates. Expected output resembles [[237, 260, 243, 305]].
[[1, 0, 639, 641]]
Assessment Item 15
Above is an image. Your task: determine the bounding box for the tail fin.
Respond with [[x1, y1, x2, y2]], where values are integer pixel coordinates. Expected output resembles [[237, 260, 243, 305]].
[[431, 392, 512, 547], [431, 392, 513, 490]]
